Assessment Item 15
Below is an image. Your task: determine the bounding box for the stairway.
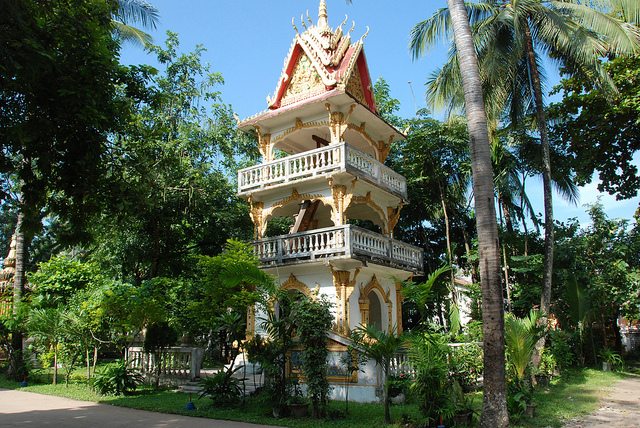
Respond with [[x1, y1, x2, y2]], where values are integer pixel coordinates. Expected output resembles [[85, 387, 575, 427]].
[[290, 200, 320, 233]]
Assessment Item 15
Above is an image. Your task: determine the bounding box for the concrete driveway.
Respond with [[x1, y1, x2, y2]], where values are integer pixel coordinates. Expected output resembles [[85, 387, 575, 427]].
[[0, 389, 277, 428]]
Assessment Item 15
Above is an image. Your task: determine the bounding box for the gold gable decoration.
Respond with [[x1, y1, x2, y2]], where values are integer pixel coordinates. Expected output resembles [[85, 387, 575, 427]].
[[345, 62, 366, 105], [281, 53, 325, 107]]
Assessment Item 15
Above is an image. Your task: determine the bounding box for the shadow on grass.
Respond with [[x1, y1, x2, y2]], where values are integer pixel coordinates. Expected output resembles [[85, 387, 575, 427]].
[[511, 369, 626, 428]]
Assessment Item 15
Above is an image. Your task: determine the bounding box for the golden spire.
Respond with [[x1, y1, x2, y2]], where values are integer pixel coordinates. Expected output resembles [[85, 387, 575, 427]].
[[318, 0, 329, 29]]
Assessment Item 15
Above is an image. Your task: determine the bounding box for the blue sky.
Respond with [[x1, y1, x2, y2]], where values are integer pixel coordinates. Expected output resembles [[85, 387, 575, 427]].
[[120, 0, 639, 225]]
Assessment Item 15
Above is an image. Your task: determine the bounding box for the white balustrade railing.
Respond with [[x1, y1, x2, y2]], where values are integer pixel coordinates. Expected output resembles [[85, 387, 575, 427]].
[[255, 225, 423, 272], [238, 143, 407, 198], [126, 346, 204, 380]]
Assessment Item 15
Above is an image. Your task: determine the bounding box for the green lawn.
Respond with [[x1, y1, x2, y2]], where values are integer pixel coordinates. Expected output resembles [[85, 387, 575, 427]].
[[0, 368, 627, 427], [511, 368, 626, 428]]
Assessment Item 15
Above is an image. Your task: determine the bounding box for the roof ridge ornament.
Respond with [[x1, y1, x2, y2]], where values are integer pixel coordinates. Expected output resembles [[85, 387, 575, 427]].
[[318, 0, 329, 29]]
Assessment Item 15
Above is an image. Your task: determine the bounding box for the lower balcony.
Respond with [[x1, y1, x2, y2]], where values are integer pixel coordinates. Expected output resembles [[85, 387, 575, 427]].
[[254, 224, 423, 274]]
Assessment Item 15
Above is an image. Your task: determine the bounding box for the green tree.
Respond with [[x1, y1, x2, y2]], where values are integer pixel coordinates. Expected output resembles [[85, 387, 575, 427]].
[[28, 255, 103, 309], [90, 33, 254, 282], [1, 0, 127, 378], [411, 1, 640, 335], [290, 295, 334, 418], [27, 308, 67, 385], [549, 55, 640, 200], [412, 1, 508, 425], [112, 0, 159, 46]]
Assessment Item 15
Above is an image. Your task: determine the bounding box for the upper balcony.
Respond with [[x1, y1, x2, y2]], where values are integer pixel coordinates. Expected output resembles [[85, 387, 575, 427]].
[[238, 143, 407, 200], [254, 224, 423, 274]]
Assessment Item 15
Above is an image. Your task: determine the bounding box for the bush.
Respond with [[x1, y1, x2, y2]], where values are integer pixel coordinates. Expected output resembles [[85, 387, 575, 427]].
[[387, 373, 411, 397], [448, 343, 483, 391], [92, 361, 143, 396], [548, 330, 575, 370], [290, 295, 334, 418], [409, 333, 454, 425], [198, 365, 244, 406]]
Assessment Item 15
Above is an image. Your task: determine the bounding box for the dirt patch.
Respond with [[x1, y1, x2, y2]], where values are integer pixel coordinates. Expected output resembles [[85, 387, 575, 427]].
[[563, 376, 640, 428]]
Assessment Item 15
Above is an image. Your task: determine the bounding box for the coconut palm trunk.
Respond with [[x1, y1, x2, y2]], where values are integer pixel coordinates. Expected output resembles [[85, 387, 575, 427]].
[[9, 212, 26, 380], [522, 22, 553, 360], [446, 0, 508, 426]]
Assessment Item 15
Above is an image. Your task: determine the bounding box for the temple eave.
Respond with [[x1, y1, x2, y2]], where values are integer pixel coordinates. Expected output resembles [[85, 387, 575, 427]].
[[239, 90, 405, 140]]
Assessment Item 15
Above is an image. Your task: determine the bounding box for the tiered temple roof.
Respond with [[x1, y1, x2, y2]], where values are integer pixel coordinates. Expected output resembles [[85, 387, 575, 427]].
[[240, 0, 386, 130]]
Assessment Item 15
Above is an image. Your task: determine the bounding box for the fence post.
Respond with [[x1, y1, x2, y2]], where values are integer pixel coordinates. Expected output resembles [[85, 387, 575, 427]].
[[190, 347, 203, 380]]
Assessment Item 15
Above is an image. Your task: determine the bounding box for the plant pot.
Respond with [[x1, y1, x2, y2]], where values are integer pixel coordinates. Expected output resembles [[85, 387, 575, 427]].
[[272, 405, 285, 418], [535, 374, 550, 387], [525, 403, 536, 418], [453, 411, 473, 426], [289, 403, 309, 418], [602, 362, 611, 372]]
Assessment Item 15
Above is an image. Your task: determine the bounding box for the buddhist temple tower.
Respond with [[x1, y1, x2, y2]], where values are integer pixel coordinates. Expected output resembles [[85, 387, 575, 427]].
[[237, 1, 423, 401]]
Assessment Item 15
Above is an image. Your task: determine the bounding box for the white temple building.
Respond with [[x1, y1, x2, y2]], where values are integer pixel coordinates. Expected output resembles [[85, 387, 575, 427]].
[[236, 1, 424, 402]]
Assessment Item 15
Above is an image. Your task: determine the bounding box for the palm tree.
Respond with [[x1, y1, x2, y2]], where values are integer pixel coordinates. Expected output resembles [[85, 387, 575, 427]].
[[350, 325, 405, 424], [112, 0, 160, 46], [28, 308, 67, 385], [437, 1, 508, 426], [412, 1, 640, 330]]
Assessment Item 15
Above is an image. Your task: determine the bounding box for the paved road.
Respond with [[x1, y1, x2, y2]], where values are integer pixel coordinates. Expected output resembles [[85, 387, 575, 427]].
[[0, 389, 277, 428], [563, 376, 640, 428]]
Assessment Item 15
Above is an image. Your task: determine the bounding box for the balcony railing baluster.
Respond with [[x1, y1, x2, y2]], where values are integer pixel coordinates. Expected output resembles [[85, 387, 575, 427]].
[[255, 225, 422, 273], [238, 143, 407, 199]]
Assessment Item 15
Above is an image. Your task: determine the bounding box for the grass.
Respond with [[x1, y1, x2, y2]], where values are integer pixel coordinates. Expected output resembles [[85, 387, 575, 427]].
[[0, 367, 630, 427], [512, 368, 626, 428], [0, 372, 421, 428]]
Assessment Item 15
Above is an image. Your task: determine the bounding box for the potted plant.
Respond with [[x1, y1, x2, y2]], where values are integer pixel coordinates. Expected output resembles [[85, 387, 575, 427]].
[[599, 348, 623, 372], [451, 381, 474, 426], [287, 380, 309, 418], [534, 349, 556, 387]]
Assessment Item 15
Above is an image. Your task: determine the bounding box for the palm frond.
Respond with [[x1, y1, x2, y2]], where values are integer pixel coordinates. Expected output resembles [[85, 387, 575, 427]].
[[115, 0, 159, 29], [111, 20, 153, 47]]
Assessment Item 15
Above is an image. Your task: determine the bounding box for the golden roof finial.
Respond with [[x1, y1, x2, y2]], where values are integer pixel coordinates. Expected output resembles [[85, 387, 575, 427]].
[[318, 0, 329, 28]]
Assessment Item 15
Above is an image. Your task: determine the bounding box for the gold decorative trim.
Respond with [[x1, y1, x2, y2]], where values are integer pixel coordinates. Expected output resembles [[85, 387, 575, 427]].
[[358, 275, 393, 333], [281, 273, 311, 296], [255, 126, 273, 162], [272, 188, 324, 210], [326, 103, 356, 144], [386, 205, 403, 236], [248, 199, 265, 239], [246, 306, 256, 340], [330, 267, 360, 335], [348, 191, 387, 230], [395, 281, 404, 335], [271, 119, 330, 146]]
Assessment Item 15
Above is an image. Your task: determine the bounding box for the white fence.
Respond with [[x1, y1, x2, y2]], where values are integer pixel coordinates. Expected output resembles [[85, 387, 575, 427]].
[[126, 346, 204, 380]]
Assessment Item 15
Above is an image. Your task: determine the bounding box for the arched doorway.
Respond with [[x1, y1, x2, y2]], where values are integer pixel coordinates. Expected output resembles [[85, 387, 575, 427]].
[[368, 291, 383, 330]]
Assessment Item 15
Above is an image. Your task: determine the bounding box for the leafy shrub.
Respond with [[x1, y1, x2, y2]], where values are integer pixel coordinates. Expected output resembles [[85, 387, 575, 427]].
[[290, 295, 334, 418], [537, 348, 557, 376], [449, 343, 483, 391], [548, 330, 575, 370], [198, 365, 244, 406], [599, 348, 624, 371], [387, 372, 411, 397], [409, 333, 454, 425], [92, 361, 143, 396]]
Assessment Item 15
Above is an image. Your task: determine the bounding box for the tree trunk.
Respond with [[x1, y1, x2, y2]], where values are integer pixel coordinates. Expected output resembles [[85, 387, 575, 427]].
[[523, 21, 554, 365], [86, 349, 91, 379], [383, 365, 391, 424], [9, 212, 26, 380], [447, 1, 508, 426], [53, 347, 58, 385], [440, 185, 457, 304]]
